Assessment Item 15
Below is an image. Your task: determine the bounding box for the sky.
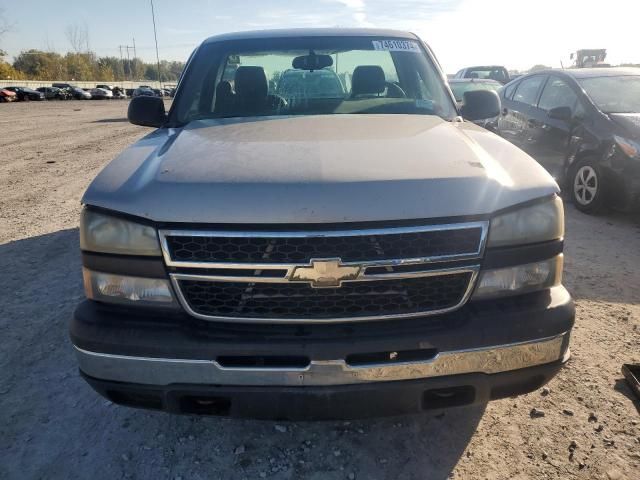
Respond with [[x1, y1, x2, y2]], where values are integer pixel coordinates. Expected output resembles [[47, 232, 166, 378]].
[[1, 0, 639, 73]]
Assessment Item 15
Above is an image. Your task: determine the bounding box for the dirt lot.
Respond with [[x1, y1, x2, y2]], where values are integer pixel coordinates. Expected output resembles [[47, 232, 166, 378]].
[[1, 100, 639, 480]]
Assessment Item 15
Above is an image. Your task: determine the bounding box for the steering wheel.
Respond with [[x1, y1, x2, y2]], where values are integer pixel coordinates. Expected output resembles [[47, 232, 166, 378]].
[[385, 82, 407, 98]]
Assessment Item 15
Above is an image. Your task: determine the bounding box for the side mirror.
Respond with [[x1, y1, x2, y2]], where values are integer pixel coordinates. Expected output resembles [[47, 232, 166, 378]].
[[548, 106, 572, 122], [461, 90, 501, 121], [128, 96, 166, 128]]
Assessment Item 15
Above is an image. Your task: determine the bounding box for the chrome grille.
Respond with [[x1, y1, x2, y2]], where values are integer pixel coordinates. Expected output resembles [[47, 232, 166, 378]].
[[178, 273, 473, 320], [160, 222, 487, 323], [165, 226, 483, 263]]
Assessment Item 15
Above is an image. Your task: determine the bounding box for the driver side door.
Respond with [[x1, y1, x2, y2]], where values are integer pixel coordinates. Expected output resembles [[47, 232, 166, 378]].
[[526, 76, 583, 178]]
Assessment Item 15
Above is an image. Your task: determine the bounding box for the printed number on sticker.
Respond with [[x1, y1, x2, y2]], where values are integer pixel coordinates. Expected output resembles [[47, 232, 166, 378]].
[[372, 40, 420, 52]]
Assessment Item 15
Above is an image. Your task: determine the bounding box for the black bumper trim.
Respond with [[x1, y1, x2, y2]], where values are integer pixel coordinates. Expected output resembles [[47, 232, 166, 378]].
[[70, 287, 574, 361], [81, 359, 566, 420]]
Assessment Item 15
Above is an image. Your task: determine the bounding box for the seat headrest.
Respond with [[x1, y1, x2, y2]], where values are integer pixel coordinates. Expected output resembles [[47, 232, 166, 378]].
[[216, 80, 233, 96], [235, 66, 268, 99], [351, 65, 386, 96]]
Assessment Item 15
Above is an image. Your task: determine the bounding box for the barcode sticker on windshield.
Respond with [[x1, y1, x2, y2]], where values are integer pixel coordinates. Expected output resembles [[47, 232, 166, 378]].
[[372, 40, 420, 53]]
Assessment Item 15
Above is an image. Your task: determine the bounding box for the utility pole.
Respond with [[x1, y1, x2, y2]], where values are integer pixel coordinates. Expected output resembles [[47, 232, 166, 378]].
[[118, 45, 124, 81], [132, 38, 137, 85], [119, 44, 135, 81], [125, 45, 131, 80], [150, 0, 162, 88]]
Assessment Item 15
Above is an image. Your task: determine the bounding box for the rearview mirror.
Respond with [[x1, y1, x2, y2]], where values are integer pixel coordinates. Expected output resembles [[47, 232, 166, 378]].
[[128, 96, 166, 128], [292, 53, 333, 71], [548, 106, 572, 122], [461, 90, 501, 121]]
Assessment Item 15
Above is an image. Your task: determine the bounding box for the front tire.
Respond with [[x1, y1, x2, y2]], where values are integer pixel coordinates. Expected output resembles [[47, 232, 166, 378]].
[[571, 158, 605, 213]]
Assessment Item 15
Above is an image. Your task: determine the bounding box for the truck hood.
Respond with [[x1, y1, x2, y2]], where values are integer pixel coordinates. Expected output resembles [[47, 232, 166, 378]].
[[83, 115, 558, 224]]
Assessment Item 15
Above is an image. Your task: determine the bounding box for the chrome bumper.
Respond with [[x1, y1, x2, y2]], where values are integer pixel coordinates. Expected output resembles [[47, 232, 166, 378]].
[[74, 333, 569, 387]]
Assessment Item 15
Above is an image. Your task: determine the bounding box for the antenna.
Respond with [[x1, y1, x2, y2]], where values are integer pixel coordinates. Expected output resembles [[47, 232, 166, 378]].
[[150, 0, 162, 87]]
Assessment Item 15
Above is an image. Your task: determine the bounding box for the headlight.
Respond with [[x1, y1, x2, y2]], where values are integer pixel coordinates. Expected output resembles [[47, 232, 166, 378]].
[[80, 209, 161, 256], [488, 196, 564, 248], [614, 136, 640, 159], [473, 255, 563, 299], [83, 268, 177, 307]]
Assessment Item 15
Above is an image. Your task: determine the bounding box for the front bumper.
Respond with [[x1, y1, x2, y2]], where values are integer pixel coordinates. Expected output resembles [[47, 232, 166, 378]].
[[82, 360, 566, 419], [70, 286, 574, 418], [599, 152, 640, 210], [75, 333, 569, 387]]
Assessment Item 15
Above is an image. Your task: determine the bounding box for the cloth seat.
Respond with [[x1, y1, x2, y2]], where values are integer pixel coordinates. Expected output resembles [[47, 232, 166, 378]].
[[351, 65, 386, 98]]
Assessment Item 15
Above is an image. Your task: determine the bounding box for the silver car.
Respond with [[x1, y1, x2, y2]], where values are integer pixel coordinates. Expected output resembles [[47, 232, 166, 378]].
[[89, 87, 113, 100]]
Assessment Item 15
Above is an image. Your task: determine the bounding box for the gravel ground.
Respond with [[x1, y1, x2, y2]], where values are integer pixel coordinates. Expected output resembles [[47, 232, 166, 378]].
[[1, 101, 639, 480]]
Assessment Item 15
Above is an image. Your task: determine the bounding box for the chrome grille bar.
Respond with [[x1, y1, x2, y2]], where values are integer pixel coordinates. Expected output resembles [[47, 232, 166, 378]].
[[159, 221, 488, 323], [158, 221, 489, 269]]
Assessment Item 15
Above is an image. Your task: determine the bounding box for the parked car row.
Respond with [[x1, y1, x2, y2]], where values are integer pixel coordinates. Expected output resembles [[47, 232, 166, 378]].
[[2, 86, 46, 101], [129, 86, 175, 98], [0, 83, 174, 102]]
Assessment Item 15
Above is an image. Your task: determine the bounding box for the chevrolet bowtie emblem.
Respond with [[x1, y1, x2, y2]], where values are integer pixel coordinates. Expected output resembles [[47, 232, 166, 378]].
[[290, 259, 361, 288]]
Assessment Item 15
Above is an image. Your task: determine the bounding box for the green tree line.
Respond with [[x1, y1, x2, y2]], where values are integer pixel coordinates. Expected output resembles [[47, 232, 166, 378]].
[[0, 49, 185, 82]]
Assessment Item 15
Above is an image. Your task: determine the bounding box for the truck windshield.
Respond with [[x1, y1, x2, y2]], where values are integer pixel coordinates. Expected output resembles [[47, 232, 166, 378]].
[[578, 75, 640, 114], [172, 36, 457, 124]]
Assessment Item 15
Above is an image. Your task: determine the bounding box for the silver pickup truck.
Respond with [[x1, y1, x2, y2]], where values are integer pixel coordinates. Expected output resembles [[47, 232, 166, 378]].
[[71, 29, 574, 419]]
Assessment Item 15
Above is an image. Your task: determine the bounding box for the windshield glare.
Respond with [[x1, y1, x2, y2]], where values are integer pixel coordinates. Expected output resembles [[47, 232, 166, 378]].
[[579, 75, 640, 114], [173, 37, 457, 124]]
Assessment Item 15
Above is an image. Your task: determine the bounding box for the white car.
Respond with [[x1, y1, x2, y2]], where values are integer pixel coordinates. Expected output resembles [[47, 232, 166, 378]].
[[89, 88, 113, 100]]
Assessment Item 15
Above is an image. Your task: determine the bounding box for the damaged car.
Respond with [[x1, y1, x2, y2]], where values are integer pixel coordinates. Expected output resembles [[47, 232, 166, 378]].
[[497, 68, 640, 212]]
